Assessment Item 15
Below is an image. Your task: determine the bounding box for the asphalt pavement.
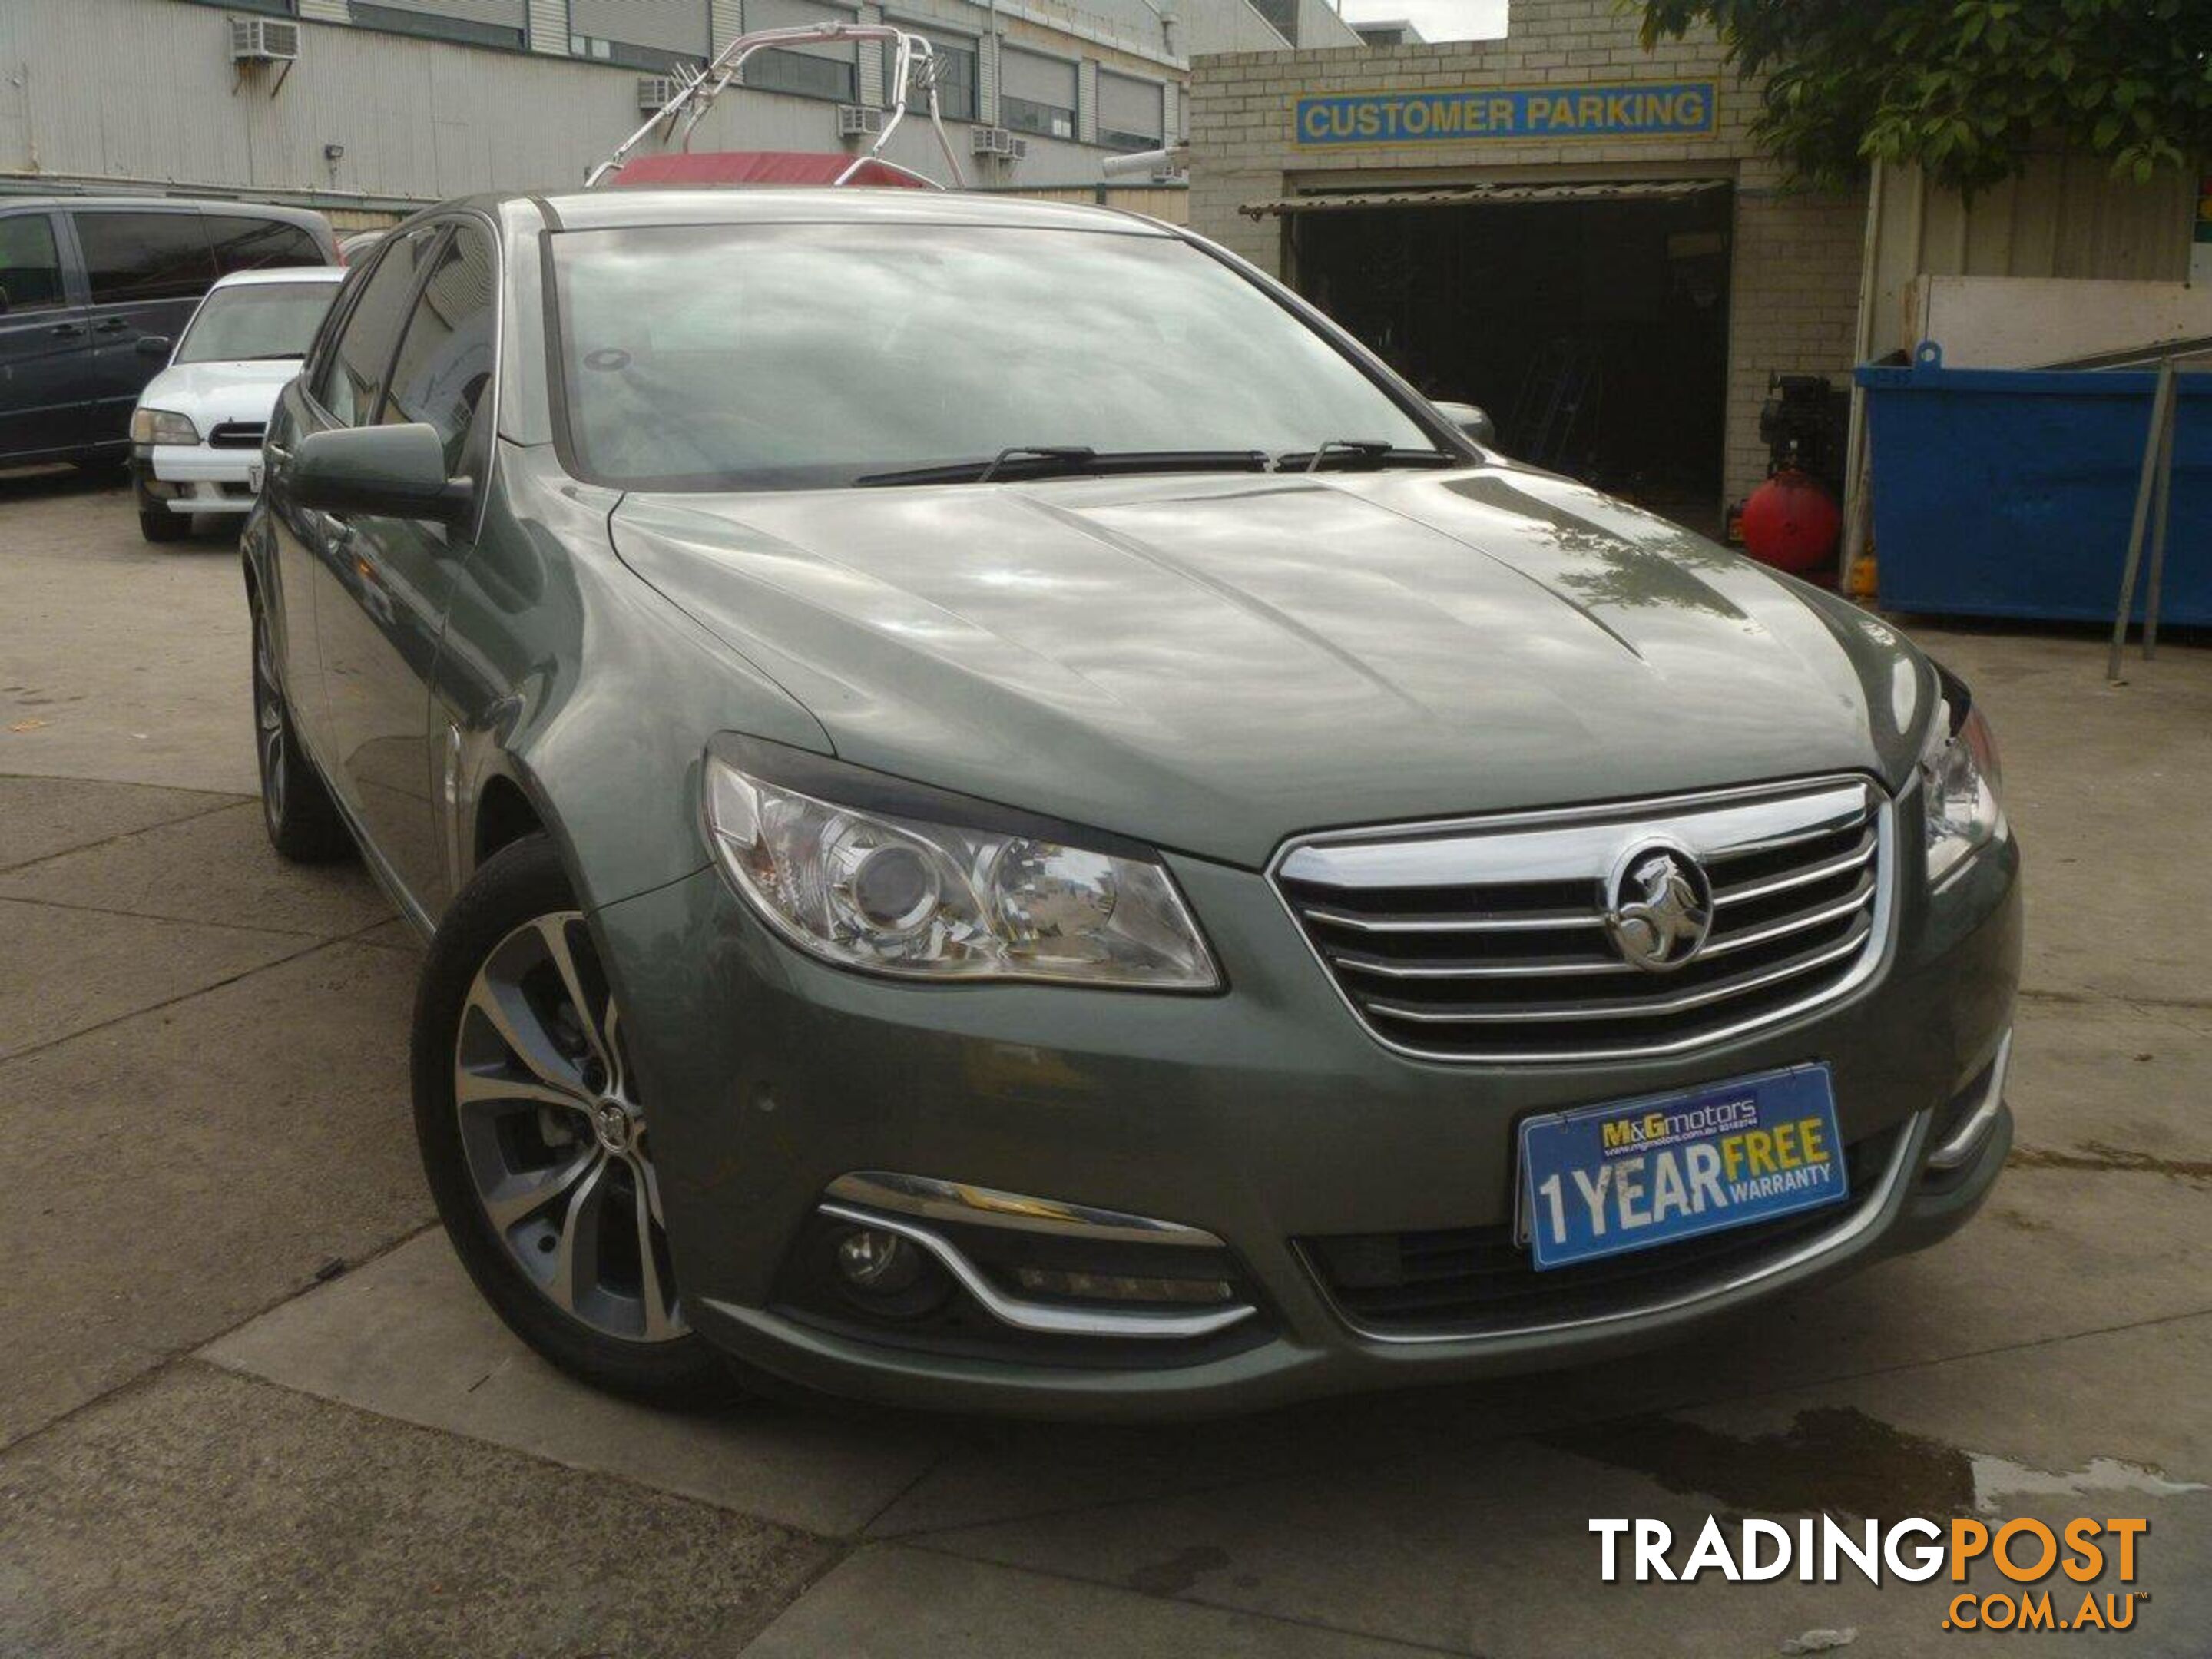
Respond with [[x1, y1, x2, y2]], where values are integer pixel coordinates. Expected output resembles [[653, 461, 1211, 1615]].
[[2, 465, 2207, 1656]]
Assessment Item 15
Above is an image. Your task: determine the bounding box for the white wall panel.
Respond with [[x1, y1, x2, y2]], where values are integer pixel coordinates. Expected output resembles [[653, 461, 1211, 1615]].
[[1866, 155, 2195, 359], [0, 0, 1151, 204]]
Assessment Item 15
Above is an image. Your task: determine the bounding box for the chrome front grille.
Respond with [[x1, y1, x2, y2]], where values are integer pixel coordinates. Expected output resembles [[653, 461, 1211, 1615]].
[[1273, 776, 1892, 1064], [207, 421, 267, 449]]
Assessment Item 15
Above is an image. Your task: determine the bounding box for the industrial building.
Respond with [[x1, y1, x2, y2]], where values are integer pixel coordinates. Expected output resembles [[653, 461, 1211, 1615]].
[[0, 0, 1359, 223], [1187, 0, 2204, 527]]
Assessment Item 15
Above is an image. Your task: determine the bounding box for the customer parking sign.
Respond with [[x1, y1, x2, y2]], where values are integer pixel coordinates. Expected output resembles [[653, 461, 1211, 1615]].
[[1295, 81, 1718, 147]]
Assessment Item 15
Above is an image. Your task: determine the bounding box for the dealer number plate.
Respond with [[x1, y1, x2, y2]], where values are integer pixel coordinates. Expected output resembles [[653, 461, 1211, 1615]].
[[1518, 1064, 1848, 1271], [247, 462, 265, 494]]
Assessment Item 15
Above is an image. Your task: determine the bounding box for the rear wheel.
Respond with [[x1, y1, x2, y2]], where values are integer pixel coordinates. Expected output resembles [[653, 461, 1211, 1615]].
[[251, 600, 351, 862], [412, 836, 736, 1407]]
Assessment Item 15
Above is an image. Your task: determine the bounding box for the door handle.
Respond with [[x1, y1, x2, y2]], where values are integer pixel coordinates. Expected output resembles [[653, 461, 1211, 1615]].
[[48, 322, 84, 339], [91, 317, 129, 334]]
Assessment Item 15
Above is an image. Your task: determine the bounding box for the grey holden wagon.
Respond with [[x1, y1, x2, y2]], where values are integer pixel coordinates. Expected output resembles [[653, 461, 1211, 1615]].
[[243, 185, 2018, 1415]]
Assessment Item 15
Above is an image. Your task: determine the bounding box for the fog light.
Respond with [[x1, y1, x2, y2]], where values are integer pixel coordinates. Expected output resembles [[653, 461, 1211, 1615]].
[[836, 1227, 922, 1293], [1013, 1267, 1234, 1305]]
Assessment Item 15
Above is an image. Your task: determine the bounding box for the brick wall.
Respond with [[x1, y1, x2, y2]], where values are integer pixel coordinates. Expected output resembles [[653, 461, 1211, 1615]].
[[1186, 0, 1870, 506]]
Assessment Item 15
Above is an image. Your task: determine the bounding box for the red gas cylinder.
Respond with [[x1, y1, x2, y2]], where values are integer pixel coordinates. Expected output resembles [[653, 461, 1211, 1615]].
[[1740, 469, 1842, 575]]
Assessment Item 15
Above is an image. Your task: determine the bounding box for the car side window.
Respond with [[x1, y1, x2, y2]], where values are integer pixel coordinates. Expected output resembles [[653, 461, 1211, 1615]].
[[72, 211, 217, 305], [311, 227, 439, 428], [379, 223, 496, 477], [0, 214, 65, 314], [204, 215, 324, 276]]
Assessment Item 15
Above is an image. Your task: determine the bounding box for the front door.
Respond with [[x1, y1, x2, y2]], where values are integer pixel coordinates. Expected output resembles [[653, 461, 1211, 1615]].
[[266, 226, 442, 811], [69, 208, 218, 445], [316, 220, 498, 916], [0, 211, 94, 461]]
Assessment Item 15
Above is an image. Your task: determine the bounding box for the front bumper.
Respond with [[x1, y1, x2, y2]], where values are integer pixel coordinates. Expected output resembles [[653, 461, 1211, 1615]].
[[134, 443, 258, 514], [592, 824, 2021, 1417]]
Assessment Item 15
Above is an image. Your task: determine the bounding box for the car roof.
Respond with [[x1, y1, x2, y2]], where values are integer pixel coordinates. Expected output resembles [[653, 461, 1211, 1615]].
[[206, 266, 346, 290], [0, 196, 331, 230], [519, 186, 1178, 237]]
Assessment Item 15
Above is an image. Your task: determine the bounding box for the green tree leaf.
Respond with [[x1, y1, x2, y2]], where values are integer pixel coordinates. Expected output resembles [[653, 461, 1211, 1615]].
[[1635, 0, 2212, 193]]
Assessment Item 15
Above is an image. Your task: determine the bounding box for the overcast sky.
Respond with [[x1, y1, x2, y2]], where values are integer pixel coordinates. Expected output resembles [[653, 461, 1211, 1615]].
[[1337, 0, 1509, 41]]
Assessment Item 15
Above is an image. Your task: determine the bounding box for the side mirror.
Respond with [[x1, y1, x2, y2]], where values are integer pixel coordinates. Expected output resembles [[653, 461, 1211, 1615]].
[[290, 422, 472, 524], [135, 335, 173, 359], [1432, 399, 1498, 450]]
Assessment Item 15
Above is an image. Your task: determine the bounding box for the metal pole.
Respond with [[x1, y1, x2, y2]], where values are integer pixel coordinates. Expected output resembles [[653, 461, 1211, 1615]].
[[2107, 357, 2177, 682], [2143, 371, 2178, 660]]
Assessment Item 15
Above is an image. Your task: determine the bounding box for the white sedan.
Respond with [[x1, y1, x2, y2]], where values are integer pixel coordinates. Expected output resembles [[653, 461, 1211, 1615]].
[[130, 267, 345, 542]]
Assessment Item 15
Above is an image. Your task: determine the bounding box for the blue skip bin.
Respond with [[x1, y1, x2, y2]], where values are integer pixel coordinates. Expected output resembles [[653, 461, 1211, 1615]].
[[1518, 1065, 1848, 1270], [1855, 343, 2212, 625]]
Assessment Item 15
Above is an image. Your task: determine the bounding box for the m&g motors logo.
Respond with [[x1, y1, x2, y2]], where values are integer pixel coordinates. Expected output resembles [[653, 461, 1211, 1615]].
[[1592, 1515, 2153, 1632]]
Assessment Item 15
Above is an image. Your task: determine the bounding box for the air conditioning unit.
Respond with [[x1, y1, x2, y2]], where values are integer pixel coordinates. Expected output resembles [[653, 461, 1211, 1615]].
[[637, 75, 681, 112], [230, 17, 302, 63], [836, 104, 885, 139], [971, 126, 1026, 160]]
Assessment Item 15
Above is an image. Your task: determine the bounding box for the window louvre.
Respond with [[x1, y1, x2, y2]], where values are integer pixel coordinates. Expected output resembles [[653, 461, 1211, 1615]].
[[1097, 71, 1164, 150], [568, 0, 707, 56], [999, 47, 1075, 139], [743, 0, 859, 100], [348, 0, 526, 46]]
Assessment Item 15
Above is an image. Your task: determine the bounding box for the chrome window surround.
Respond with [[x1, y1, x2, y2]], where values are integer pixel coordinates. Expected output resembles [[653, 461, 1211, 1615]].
[[816, 1199, 1257, 1339], [1300, 1107, 1928, 1346], [1267, 774, 1897, 1065]]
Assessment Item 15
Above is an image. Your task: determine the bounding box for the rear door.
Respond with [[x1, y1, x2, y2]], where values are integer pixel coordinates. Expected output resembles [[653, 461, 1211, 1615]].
[[0, 210, 94, 461], [318, 219, 498, 915], [71, 207, 218, 443]]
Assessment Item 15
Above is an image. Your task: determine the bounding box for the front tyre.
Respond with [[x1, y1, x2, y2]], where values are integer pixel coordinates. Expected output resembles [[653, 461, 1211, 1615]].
[[134, 465, 189, 541], [139, 505, 189, 543], [412, 836, 735, 1407]]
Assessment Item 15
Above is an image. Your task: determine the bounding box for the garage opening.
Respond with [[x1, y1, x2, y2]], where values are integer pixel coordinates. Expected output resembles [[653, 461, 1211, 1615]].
[[1259, 180, 1734, 533]]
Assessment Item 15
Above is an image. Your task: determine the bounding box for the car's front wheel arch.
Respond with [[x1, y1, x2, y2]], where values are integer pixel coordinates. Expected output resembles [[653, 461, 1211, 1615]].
[[411, 832, 741, 1407]]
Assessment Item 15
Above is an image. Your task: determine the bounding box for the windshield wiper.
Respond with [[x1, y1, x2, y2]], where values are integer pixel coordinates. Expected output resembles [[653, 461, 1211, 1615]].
[[1276, 439, 1459, 473], [855, 448, 1272, 487]]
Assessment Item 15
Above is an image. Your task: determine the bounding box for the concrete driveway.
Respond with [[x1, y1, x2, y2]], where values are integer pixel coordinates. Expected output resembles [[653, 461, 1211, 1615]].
[[3, 469, 2207, 1657]]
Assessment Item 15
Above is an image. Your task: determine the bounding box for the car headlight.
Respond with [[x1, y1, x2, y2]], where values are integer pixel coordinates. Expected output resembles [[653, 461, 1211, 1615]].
[[129, 408, 200, 446], [1919, 670, 2005, 886], [702, 738, 1220, 990]]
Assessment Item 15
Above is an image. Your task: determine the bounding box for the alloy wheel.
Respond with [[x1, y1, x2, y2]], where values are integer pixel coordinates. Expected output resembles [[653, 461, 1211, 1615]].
[[452, 912, 685, 1343]]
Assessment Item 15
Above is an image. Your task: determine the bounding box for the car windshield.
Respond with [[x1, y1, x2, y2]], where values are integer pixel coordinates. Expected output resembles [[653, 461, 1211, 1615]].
[[175, 281, 338, 365], [548, 221, 1442, 491]]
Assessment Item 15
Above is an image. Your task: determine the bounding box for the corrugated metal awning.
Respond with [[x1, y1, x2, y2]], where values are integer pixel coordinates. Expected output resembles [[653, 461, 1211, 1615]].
[[1240, 178, 1729, 219]]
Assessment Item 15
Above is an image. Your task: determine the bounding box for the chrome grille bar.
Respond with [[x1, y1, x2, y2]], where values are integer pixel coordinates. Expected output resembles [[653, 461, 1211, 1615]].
[[1271, 775, 1893, 1064], [1697, 872, 1877, 959], [1301, 906, 1607, 935], [1365, 922, 1873, 1025], [1712, 829, 1876, 906]]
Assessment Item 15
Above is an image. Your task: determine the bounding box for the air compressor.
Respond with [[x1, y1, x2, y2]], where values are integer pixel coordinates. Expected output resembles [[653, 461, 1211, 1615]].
[[1734, 375, 1849, 577]]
